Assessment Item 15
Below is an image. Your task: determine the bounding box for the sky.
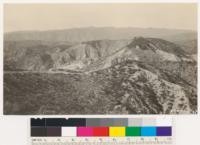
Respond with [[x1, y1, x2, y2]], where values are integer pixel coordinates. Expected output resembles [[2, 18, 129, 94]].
[[4, 3, 197, 32]]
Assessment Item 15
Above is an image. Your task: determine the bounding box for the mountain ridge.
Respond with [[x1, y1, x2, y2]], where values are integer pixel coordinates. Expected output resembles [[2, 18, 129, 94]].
[[4, 37, 195, 72], [4, 27, 196, 43]]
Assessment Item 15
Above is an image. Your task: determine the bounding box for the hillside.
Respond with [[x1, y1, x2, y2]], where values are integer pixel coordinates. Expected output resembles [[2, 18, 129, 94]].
[[4, 35, 197, 114]]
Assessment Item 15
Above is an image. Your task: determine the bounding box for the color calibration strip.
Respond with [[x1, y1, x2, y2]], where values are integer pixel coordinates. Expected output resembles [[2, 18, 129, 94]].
[[31, 118, 172, 137]]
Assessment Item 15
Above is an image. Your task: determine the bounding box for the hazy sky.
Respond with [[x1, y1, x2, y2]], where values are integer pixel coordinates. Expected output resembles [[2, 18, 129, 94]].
[[4, 3, 197, 32]]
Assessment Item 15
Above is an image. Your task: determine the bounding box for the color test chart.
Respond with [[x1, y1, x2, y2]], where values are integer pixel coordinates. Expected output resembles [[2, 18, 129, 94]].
[[30, 118, 173, 145]]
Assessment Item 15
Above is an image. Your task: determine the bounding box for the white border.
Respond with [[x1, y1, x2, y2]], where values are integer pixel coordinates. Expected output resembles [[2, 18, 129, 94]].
[[2, 0, 199, 3], [0, 1, 199, 145], [0, 0, 198, 117]]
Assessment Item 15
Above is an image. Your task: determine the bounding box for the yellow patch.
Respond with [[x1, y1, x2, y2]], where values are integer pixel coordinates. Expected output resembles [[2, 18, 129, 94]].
[[109, 127, 125, 137]]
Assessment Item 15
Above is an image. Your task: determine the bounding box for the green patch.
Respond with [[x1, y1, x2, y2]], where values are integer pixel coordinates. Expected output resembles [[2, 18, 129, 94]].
[[126, 127, 141, 136]]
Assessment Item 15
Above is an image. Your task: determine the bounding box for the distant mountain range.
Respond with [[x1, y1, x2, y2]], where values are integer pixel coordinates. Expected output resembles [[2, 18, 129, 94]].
[[3, 27, 197, 115], [4, 27, 196, 43]]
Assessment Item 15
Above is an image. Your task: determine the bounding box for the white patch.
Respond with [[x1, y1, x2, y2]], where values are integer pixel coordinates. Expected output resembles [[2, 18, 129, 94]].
[[58, 61, 85, 70], [156, 50, 178, 61]]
